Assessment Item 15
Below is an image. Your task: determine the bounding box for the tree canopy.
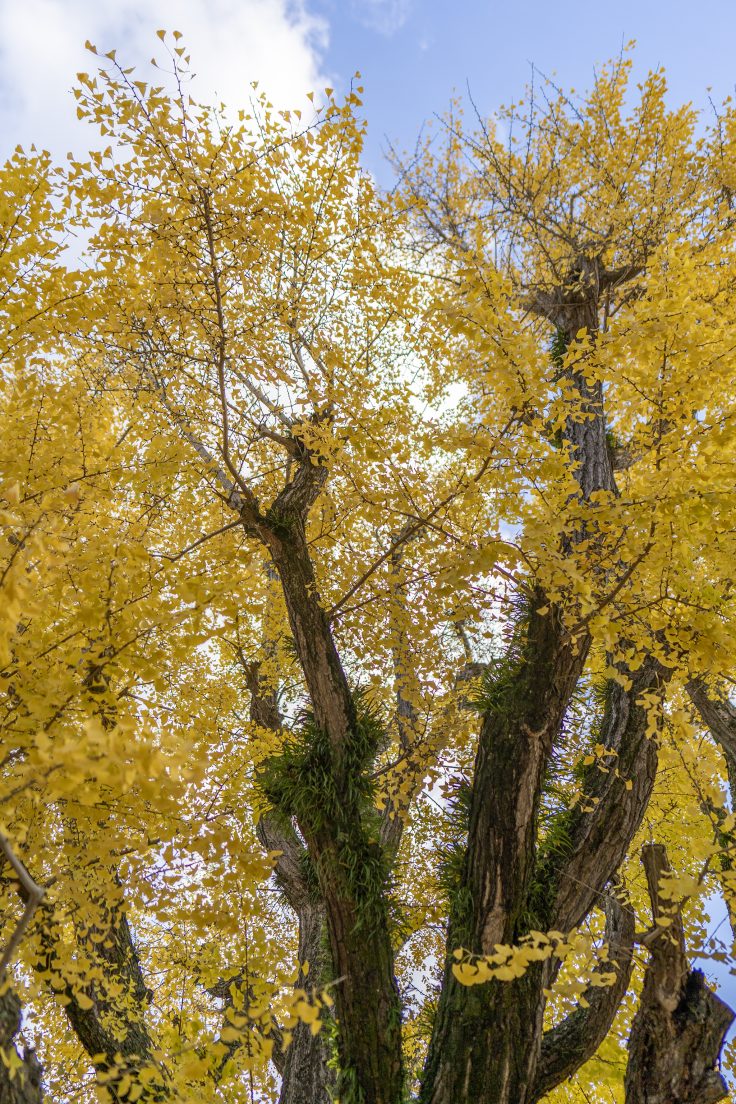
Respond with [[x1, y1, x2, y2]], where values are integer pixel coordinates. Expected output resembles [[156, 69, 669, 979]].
[[2, 39, 736, 1104]]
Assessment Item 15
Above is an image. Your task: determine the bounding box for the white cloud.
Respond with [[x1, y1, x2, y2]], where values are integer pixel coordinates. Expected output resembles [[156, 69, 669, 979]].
[[0, 0, 329, 160], [351, 0, 411, 36]]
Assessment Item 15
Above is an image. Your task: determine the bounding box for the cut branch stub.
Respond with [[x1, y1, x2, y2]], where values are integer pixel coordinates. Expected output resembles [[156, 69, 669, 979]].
[[624, 843, 734, 1104]]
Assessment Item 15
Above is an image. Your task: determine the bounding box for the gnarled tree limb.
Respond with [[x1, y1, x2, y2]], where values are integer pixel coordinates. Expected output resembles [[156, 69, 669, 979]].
[[533, 889, 635, 1101], [549, 657, 666, 934]]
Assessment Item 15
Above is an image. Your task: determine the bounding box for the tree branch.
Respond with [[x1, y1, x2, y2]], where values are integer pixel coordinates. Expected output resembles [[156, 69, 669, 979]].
[[0, 832, 45, 982], [0, 988, 43, 1104], [533, 888, 635, 1100], [548, 657, 666, 933]]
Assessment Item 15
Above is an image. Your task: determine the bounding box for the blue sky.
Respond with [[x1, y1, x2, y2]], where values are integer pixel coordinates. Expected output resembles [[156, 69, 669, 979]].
[[2, 0, 736, 172], [311, 0, 736, 181]]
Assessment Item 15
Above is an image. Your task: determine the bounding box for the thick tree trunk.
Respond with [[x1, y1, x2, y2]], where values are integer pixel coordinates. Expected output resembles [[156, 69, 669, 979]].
[[259, 500, 404, 1104], [624, 844, 734, 1104], [548, 657, 666, 933], [421, 282, 652, 1104], [420, 599, 590, 1104]]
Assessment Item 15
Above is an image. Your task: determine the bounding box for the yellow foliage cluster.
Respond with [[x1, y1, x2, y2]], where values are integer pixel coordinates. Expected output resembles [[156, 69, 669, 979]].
[[1, 34, 736, 1104]]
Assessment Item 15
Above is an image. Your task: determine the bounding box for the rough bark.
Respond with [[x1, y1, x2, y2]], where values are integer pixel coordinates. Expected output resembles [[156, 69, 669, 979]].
[[0, 989, 43, 1104], [276, 904, 335, 1104], [624, 844, 734, 1104], [687, 679, 736, 806], [528, 259, 618, 503], [259, 464, 356, 778], [301, 823, 402, 1104], [420, 598, 591, 1104]]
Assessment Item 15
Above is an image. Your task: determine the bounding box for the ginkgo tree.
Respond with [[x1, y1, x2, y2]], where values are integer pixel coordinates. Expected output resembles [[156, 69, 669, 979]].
[[2, 36, 736, 1104]]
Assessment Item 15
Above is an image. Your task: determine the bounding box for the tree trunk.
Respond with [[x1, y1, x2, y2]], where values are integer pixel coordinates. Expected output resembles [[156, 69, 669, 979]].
[[421, 283, 653, 1104], [246, 661, 335, 1104], [259, 502, 405, 1104], [277, 905, 335, 1104], [420, 599, 590, 1104]]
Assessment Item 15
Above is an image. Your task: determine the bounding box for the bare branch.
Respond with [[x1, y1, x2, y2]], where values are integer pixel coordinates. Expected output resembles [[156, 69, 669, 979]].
[[0, 831, 45, 982]]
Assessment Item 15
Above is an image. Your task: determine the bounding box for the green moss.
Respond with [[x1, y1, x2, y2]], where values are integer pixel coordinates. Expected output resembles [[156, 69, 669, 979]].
[[550, 326, 569, 371], [437, 779, 473, 945], [335, 1063, 364, 1104], [297, 847, 322, 903], [263, 504, 296, 540], [257, 691, 392, 931], [524, 807, 576, 928]]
